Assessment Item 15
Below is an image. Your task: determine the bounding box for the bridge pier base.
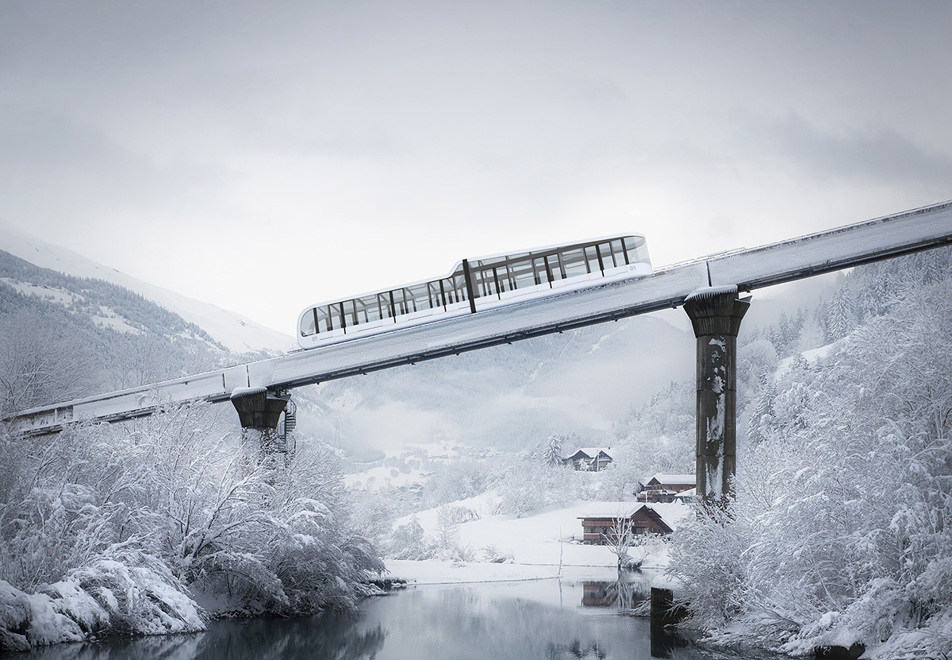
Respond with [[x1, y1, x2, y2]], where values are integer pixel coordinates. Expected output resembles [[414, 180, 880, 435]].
[[230, 387, 292, 469], [683, 286, 750, 506]]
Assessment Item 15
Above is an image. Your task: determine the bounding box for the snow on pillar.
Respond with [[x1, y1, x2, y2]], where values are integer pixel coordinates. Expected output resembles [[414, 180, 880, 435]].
[[683, 286, 750, 506], [230, 386, 292, 468]]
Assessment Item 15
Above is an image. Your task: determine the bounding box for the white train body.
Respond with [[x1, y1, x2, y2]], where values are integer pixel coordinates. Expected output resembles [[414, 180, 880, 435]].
[[297, 234, 652, 350]]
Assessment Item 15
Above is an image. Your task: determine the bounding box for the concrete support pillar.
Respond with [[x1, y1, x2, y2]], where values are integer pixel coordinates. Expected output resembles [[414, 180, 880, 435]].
[[230, 387, 292, 468], [683, 286, 750, 506]]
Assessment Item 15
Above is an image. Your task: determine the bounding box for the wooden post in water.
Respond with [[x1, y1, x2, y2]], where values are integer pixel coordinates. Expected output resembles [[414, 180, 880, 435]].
[[682, 286, 750, 506]]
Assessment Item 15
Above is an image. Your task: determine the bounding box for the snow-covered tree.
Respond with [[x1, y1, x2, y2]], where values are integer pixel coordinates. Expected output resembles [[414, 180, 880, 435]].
[[825, 286, 857, 340], [669, 263, 952, 657], [0, 310, 96, 416], [494, 458, 585, 517], [600, 380, 694, 499], [1, 400, 384, 650], [388, 516, 434, 561], [543, 433, 566, 466]]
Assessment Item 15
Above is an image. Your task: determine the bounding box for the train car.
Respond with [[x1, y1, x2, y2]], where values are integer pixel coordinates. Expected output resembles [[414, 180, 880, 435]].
[[297, 234, 651, 349]]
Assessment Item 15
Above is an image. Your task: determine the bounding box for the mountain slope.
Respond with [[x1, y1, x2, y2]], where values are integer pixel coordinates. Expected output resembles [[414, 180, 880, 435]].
[[0, 220, 293, 354]]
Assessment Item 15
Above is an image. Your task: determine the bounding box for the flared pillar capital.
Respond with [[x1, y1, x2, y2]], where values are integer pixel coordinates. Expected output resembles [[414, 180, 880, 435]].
[[683, 285, 750, 338]]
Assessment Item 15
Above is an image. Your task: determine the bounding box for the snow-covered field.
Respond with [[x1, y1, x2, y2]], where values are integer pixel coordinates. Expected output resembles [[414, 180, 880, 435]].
[[385, 495, 691, 585]]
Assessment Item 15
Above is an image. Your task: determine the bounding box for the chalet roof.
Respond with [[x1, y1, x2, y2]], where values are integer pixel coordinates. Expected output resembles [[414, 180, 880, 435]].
[[647, 473, 696, 485], [564, 447, 612, 460], [577, 503, 646, 519]]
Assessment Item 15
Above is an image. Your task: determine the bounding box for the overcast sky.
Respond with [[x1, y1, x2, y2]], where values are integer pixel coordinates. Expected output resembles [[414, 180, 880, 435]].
[[2, 0, 950, 335]]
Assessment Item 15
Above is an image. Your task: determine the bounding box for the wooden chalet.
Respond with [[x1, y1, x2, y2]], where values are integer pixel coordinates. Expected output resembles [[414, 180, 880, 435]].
[[578, 505, 673, 545], [638, 473, 696, 503], [562, 447, 613, 472]]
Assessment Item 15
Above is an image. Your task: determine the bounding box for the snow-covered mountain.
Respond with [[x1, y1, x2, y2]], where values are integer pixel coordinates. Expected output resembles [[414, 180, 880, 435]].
[[0, 220, 293, 354]]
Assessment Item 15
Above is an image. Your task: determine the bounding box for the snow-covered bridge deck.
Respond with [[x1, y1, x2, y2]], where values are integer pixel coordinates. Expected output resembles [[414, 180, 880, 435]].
[[11, 200, 952, 436]]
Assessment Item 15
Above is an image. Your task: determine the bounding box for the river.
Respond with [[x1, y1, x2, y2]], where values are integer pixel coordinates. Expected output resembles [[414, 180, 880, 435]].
[[20, 576, 787, 659]]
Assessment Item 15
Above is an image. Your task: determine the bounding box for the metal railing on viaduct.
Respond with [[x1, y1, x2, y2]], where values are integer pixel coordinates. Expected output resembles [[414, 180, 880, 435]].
[[9, 200, 952, 503]]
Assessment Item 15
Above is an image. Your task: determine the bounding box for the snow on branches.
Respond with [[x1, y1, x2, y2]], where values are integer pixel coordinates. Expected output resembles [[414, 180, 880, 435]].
[[669, 255, 952, 658], [0, 402, 384, 651]]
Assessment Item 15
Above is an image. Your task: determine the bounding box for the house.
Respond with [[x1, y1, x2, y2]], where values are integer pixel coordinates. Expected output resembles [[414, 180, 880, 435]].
[[578, 504, 674, 544], [562, 448, 613, 472], [673, 488, 697, 505], [637, 473, 696, 503]]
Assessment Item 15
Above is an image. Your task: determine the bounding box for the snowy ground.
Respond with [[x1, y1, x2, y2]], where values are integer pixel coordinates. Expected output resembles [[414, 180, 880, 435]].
[[385, 496, 691, 585]]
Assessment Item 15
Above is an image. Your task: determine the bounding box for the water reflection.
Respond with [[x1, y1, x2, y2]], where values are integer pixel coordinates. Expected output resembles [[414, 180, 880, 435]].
[[23, 580, 787, 660], [580, 571, 651, 609]]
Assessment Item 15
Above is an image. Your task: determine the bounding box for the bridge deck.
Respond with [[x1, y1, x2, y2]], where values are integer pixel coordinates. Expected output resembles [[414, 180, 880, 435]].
[[11, 200, 952, 435]]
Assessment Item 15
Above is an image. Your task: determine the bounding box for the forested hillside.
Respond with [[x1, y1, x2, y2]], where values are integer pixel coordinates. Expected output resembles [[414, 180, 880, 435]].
[[671, 247, 952, 658], [0, 249, 271, 416]]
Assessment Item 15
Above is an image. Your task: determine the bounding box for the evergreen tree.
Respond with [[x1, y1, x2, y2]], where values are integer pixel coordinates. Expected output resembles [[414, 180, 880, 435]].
[[826, 286, 857, 340], [539, 433, 565, 466]]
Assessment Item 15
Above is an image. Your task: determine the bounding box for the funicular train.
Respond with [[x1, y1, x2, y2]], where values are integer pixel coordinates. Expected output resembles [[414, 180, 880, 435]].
[[297, 234, 652, 349]]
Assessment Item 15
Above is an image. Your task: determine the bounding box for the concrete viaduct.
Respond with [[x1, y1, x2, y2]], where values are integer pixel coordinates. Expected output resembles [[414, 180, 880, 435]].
[[10, 200, 952, 505]]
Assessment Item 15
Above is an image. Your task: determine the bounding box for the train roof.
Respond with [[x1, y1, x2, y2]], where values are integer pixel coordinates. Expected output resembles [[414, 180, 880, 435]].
[[297, 233, 648, 317]]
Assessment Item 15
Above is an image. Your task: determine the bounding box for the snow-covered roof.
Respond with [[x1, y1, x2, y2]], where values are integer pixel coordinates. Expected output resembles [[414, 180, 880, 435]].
[[647, 473, 696, 485], [566, 447, 612, 460], [577, 503, 647, 519]]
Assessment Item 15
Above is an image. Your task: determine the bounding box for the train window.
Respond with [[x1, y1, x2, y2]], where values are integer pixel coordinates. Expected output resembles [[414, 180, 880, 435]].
[[319, 305, 336, 332], [390, 289, 407, 316], [533, 257, 549, 285], [427, 281, 443, 309], [356, 294, 381, 324], [398, 288, 416, 315], [585, 246, 601, 272], [598, 243, 616, 269], [477, 267, 501, 297], [377, 293, 393, 319], [492, 266, 508, 294], [624, 236, 649, 263], [328, 303, 345, 330], [543, 255, 562, 282], [406, 283, 431, 311], [471, 268, 486, 297], [453, 274, 469, 301], [509, 258, 536, 290], [503, 262, 516, 290], [301, 308, 317, 336], [341, 299, 358, 327], [560, 248, 589, 277], [547, 253, 566, 281], [611, 239, 629, 265], [440, 278, 456, 304]]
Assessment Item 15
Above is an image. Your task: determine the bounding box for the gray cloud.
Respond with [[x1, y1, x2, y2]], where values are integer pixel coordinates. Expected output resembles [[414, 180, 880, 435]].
[[0, 0, 950, 329], [0, 108, 232, 227], [748, 113, 952, 189]]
